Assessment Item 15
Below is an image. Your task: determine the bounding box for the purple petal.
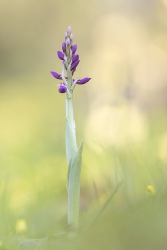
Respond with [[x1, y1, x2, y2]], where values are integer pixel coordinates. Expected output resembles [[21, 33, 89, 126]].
[[72, 54, 79, 63], [50, 71, 62, 80], [62, 42, 66, 53], [66, 37, 71, 47], [71, 60, 80, 71], [71, 44, 77, 54], [77, 77, 91, 84], [57, 51, 64, 60], [58, 84, 67, 93], [72, 68, 76, 75]]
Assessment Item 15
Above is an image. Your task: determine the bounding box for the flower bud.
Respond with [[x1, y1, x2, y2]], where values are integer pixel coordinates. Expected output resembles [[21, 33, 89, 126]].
[[66, 37, 71, 47], [71, 60, 80, 71], [58, 84, 67, 93], [64, 31, 68, 39], [72, 54, 79, 63], [50, 71, 62, 80], [77, 77, 91, 84], [70, 34, 73, 42], [57, 51, 64, 60], [71, 44, 77, 55], [67, 26, 72, 37], [62, 42, 66, 53]]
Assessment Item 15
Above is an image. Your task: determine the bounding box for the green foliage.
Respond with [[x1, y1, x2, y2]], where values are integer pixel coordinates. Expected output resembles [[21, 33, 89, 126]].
[[0, 82, 167, 250], [67, 141, 83, 227], [66, 118, 78, 165]]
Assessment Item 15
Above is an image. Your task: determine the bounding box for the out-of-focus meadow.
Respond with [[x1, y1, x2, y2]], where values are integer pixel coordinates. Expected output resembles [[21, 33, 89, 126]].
[[1, 0, 167, 249]]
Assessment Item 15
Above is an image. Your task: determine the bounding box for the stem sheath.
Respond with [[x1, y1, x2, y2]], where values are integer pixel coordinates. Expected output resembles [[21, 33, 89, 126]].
[[66, 90, 81, 229]]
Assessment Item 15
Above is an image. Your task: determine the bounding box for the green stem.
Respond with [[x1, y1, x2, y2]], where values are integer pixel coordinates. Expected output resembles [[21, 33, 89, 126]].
[[66, 93, 75, 135], [65, 92, 78, 164], [66, 90, 80, 229], [68, 157, 81, 228]]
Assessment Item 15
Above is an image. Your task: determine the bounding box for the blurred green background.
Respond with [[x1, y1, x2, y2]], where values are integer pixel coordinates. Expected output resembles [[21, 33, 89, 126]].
[[1, 0, 167, 249]]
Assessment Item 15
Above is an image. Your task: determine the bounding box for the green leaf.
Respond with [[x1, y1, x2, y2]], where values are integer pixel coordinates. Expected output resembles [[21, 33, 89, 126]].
[[18, 233, 67, 250], [67, 141, 84, 190], [66, 118, 78, 164], [67, 141, 84, 227], [18, 238, 47, 250]]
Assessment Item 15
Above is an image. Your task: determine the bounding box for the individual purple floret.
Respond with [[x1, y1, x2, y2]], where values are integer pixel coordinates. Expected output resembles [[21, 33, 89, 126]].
[[62, 42, 66, 53], [77, 77, 91, 84], [66, 37, 71, 47], [50, 71, 62, 80], [71, 44, 77, 55], [71, 60, 80, 71], [72, 68, 76, 76], [72, 54, 79, 63], [51, 26, 91, 93], [58, 84, 67, 93], [57, 51, 64, 60]]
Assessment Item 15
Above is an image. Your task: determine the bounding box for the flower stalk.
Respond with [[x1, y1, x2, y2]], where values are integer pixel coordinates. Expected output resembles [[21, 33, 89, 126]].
[[50, 26, 91, 229]]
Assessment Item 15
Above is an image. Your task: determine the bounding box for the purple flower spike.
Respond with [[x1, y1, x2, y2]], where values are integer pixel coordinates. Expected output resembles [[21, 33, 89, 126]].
[[71, 44, 77, 54], [50, 71, 62, 80], [62, 42, 66, 53], [51, 27, 91, 93], [77, 77, 91, 84], [71, 60, 80, 71], [57, 51, 64, 60], [58, 84, 67, 93], [72, 54, 79, 63]]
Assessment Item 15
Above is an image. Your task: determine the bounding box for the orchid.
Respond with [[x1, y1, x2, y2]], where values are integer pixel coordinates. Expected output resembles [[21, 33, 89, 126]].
[[50, 26, 91, 230]]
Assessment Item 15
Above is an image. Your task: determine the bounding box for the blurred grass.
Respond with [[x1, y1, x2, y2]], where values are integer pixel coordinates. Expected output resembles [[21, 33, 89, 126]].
[[0, 81, 167, 249], [1, 0, 167, 249]]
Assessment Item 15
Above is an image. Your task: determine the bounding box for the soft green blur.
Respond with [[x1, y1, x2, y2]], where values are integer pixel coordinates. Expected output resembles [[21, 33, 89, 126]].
[[1, 0, 167, 249]]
